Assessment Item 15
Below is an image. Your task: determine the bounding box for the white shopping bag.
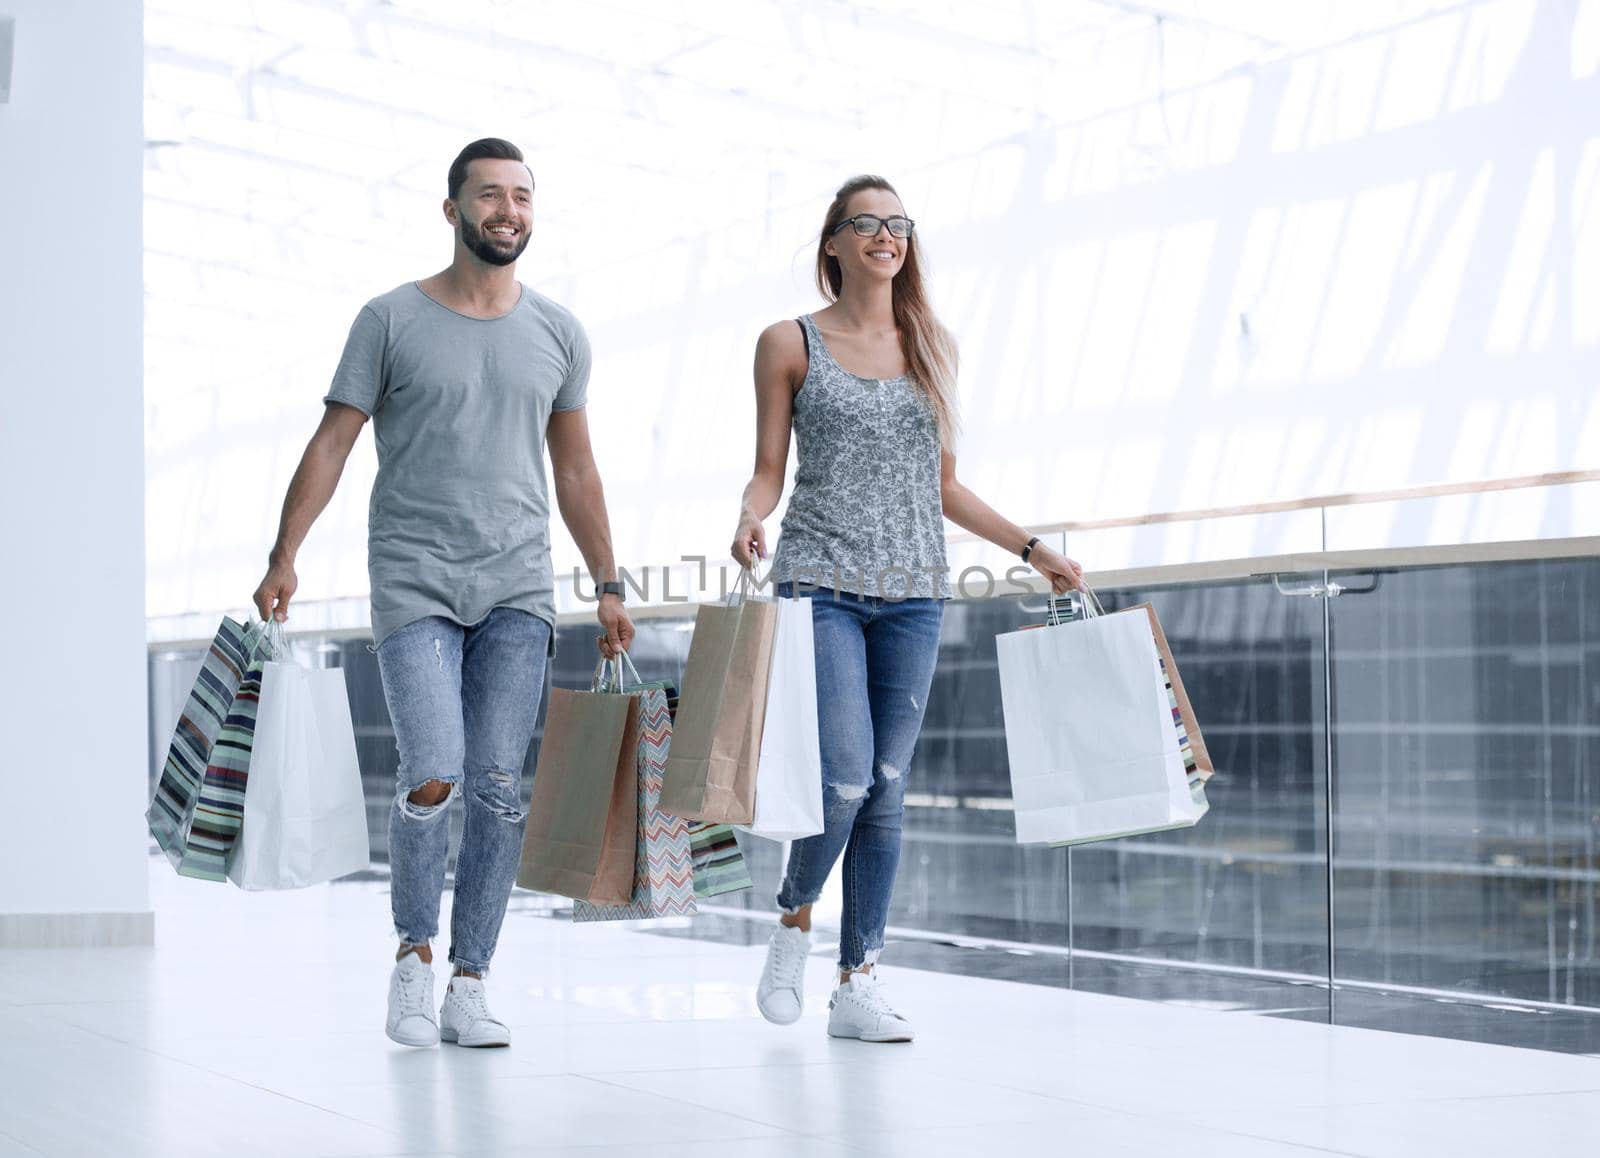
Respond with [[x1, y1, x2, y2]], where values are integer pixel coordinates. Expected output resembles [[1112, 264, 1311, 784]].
[[735, 597, 824, 843], [997, 594, 1208, 846], [227, 659, 371, 890]]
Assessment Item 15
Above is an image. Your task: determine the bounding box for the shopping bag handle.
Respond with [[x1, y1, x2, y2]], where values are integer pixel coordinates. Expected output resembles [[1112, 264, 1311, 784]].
[[242, 617, 288, 662], [726, 563, 768, 606], [1045, 583, 1104, 625], [592, 649, 645, 693]]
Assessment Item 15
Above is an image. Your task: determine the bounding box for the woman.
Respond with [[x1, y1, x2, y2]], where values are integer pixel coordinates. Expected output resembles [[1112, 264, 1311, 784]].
[[731, 175, 1083, 1042]]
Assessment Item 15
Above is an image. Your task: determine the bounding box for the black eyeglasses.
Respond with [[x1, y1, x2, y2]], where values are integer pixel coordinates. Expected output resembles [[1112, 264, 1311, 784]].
[[829, 214, 915, 239]]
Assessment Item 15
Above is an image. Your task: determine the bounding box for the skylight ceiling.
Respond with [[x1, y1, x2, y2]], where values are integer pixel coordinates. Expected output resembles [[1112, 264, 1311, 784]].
[[146, 1, 1463, 274]]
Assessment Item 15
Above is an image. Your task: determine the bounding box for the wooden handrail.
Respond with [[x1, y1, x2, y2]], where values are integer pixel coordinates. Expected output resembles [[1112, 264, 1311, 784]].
[[146, 470, 1600, 648], [946, 469, 1600, 544]]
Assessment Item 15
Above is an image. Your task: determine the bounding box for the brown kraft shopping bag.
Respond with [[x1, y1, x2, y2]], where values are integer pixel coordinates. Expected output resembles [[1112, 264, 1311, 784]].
[[658, 597, 779, 824], [516, 686, 641, 905]]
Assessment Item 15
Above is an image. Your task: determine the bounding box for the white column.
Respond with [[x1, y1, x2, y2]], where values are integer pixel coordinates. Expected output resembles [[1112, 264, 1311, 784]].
[[0, 1, 151, 946]]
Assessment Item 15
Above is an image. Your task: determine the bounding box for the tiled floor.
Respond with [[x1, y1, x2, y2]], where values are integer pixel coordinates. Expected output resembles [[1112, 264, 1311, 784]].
[[2, 860, 1598, 1157], [650, 908, 1600, 1056]]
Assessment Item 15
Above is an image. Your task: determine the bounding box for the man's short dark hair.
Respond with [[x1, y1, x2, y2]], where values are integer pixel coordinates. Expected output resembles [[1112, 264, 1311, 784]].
[[447, 138, 533, 201]]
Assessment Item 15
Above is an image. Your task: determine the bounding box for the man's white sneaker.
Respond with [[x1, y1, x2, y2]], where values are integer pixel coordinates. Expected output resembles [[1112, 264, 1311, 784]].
[[386, 953, 439, 1047], [827, 973, 914, 1042], [439, 976, 512, 1048], [756, 924, 810, 1026]]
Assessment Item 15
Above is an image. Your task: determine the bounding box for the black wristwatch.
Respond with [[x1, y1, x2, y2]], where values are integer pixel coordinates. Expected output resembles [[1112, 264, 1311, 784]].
[[598, 580, 625, 602]]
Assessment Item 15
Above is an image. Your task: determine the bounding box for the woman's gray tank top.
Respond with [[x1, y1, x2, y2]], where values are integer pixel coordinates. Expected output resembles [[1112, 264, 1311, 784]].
[[769, 314, 951, 600]]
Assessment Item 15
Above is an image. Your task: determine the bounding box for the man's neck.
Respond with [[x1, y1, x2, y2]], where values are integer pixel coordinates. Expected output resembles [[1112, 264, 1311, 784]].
[[420, 259, 522, 319]]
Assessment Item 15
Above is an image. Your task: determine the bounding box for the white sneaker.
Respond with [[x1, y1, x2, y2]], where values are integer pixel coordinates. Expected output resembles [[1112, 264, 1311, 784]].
[[386, 953, 439, 1047], [439, 976, 511, 1048], [756, 924, 810, 1026], [827, 973, 914, 1042]]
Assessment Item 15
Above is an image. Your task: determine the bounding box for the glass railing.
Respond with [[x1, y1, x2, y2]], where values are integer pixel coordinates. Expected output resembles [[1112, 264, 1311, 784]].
[[146, 551, 1600, 1047]]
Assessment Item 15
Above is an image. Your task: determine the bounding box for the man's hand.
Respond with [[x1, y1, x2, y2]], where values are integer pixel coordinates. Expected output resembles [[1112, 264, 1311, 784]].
[[253, 555, 299, 623], [597, 593, 634, 660]]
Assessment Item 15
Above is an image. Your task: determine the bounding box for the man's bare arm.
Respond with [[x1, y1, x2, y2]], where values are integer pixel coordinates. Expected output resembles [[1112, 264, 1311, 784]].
[[547, 406, 634, 657], [252, 402, 368, 622]]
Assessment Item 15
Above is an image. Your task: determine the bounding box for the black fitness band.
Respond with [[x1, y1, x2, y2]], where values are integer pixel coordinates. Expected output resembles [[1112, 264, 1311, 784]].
[[1021, 536, 1041, 562]]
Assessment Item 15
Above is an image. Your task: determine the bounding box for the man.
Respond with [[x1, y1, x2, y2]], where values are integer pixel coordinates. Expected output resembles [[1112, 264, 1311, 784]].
[[252, 138, 633, 1049]]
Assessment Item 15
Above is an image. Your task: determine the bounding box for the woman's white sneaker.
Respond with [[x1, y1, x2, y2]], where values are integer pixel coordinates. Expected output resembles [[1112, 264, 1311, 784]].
[[827, 973, 914, 1042], [439, 976, 511, 1048], [385, 953, 439, 1047], [757, 924, 810, 1025]]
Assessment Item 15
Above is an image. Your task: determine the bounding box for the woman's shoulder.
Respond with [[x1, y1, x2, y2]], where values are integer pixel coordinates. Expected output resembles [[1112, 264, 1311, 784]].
[[754, 317, 811, 393], [758, 315, 810, 345], [755, 316, 811, 363]]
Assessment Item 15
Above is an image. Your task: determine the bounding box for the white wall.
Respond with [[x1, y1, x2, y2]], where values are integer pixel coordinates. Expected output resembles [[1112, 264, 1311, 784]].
[[0, 2, 150, 930]]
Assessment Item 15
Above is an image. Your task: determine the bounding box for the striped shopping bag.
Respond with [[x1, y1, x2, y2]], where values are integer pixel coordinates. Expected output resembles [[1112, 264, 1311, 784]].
[[1159, 653, 1210, 808], [146, 618, 260, 868], [175, 649, 267, 881], [687, 821, 753, 898], [574, 686, 697, 921]]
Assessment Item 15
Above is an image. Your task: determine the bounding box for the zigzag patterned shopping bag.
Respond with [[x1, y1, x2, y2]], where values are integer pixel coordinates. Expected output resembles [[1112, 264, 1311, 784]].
[[584, 658, 752, 901], [574, 686, 697, 921]]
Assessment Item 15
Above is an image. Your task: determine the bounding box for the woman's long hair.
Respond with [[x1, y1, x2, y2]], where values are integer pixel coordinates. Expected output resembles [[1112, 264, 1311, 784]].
[[814, 175, 960, 446]]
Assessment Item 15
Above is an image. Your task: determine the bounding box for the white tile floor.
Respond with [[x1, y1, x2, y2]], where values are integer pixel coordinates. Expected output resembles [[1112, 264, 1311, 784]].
[[2, 860, 1597, 1157]]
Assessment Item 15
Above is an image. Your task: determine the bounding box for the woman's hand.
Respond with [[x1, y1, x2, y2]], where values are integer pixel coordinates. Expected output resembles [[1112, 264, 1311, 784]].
[[731, 514, 768, 569], [1029, 543, 1084, 595]]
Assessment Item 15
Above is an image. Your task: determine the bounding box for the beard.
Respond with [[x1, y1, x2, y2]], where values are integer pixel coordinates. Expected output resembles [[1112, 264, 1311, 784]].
[[459, 214, 530, 267]]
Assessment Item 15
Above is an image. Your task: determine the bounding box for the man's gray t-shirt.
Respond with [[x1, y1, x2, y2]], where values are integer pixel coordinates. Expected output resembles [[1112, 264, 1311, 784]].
[[324, 281, 590, 649]]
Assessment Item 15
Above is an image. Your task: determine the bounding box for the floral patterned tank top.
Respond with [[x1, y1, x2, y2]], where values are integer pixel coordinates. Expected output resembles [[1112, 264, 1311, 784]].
[[769, 314, 950, 600]]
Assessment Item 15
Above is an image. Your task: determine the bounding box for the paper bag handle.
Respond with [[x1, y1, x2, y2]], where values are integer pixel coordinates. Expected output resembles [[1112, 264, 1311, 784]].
[[1045, 583, 1104, 625], [592, 649, 645, 693], [727, 564, 762, 606], [243, 617, 288, 662]]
